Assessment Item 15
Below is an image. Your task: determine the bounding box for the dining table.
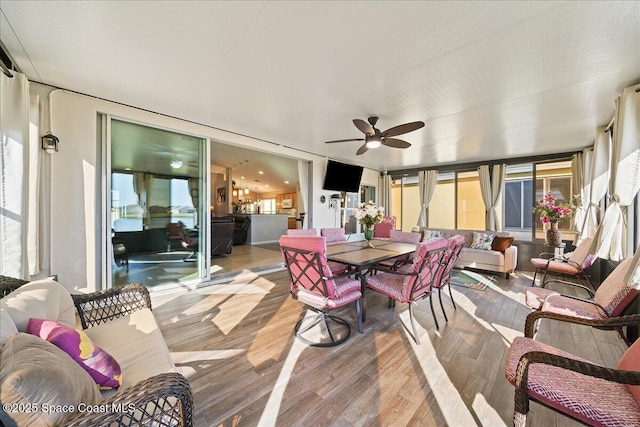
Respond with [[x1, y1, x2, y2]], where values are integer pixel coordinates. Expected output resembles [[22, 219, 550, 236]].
[[326, 239, 418, 328]]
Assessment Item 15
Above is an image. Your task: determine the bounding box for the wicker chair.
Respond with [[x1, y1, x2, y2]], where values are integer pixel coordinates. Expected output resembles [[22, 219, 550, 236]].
[[505, 334, 640, 426], [366, 238, 448, 342], [66, 284, 194, 426], [0, 275, 29, 297], [525, 252, 640, 345]]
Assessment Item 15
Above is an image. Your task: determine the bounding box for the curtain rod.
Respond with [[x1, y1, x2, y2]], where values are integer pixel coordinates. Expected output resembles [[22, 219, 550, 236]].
[[0, 62, 14, 78], [605, 116, 615, 132]]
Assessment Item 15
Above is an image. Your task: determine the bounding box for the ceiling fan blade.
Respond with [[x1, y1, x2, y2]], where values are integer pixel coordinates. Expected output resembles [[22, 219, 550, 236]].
[[324, 138, 365, 144], [356, 144, 369, 155], [382, 138, 411, 149], [353, 119, 375, 135], [382, 121, 425, 137]]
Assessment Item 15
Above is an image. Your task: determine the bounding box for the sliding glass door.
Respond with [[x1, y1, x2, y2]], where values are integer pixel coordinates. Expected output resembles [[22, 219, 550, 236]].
[[107, 118, 208, 289]]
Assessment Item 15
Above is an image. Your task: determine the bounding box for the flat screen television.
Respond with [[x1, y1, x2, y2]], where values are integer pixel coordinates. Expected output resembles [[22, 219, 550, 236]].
[[323, 160, 364, 193]]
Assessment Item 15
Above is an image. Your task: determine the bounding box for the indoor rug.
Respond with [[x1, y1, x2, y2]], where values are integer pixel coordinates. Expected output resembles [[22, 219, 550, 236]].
[[450, 269, 494, 291]]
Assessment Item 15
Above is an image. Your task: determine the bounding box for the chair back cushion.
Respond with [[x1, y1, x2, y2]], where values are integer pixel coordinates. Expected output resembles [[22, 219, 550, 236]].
[[374, 222, 394, 238], [390, 230, 421, 244], [437, 235, 466, 286], [568, 237, 594, 268], [287, 229, 317, 237], [617, 338, 640, 404], [405, 238, 448, 300], [279, 236, 337, 299], [0, 279, 75, 333], [320, 228, 347, 244], [594, 256, 638, 316]]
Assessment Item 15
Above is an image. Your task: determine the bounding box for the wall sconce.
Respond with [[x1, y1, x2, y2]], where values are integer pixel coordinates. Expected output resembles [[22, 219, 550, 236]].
[[41, 132, 59, 153]]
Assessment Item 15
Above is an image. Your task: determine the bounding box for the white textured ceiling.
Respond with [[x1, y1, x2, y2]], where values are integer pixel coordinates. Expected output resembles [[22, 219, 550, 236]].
[[1, 1, 639, 172]]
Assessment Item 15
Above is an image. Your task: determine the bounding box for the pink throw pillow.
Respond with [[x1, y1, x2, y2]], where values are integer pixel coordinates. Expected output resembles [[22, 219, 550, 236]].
[[28, 318, 122, 390]]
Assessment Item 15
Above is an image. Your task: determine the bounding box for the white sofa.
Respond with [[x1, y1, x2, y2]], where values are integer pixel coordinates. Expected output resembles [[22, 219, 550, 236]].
[[421, 228, 518, 278], [0, 278, 193, 427]]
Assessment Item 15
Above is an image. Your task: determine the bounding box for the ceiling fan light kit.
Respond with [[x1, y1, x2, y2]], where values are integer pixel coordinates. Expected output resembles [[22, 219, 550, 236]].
[[325, 116, 425, 155]]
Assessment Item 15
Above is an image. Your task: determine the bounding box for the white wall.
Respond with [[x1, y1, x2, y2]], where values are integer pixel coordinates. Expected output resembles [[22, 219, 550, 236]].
[[30, 82, 379, 292]]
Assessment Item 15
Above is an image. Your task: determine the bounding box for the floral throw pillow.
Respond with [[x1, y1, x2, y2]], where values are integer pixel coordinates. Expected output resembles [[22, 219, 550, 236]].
[[470, 232, 496, 250], [422, 230, 444, 242], [28, 318, 122, 390]]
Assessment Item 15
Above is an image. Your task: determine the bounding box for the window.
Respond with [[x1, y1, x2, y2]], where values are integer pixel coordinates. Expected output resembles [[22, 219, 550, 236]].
[[503, 164, 533, 232], [111, 173, 143, 232], [428, 172, 455, 229], [261, 198, 276, 214], [457, 171, 485, 230], [534, 160, 574, 240]]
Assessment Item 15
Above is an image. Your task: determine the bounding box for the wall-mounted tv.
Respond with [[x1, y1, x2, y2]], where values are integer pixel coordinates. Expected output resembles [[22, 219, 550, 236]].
[[322, 160, 364, 194]]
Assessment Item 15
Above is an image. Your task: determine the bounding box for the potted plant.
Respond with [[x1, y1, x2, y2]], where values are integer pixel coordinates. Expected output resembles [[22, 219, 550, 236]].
[[531, 193, 576, 245], [355, 201, 384, 247]]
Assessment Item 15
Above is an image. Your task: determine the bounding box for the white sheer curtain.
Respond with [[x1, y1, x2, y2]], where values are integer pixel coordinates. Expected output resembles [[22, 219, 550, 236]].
[[417, 170, 438, 228], [27, 95, 41, 275], [379, 173, 392, 218], [478, 164, 506, 231], [574, 148, 592, 242], [571, 152, 584, 241], [0, 72, 30, 279], [581, 129, 610, 242], [133, 172, 154, 229], [595, 85, 640, 260], [297, 161, 309, 228], [144, 173, 154, 229]]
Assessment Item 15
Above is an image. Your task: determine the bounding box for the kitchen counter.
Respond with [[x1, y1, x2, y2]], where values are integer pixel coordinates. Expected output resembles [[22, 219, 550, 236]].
[[232, 213, 288, 245]]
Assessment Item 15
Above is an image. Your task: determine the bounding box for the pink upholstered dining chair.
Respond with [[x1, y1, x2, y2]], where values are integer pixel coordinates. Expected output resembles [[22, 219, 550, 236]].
[[530, 237, 595, 289], [286, 229, 318, 236], [525, 249, 640, 345], [320, 227, 347, 245], [279, 235, 363, 347], [366, 238, 448, 343], [373, 215, 396, 239], [377, 230, 422, 269], [432, 234, 465, 321], [505, 335, 640, 426]]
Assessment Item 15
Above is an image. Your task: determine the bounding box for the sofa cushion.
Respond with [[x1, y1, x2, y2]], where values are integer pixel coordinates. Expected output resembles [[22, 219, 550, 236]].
[[28, 318, 122, 390], [470, 231, 496, 250], [0, 333, 102, 427], [422, 230, 444, 241], [459, 248, 505, 267], [0, 308, 18, 352], [491, 236, 514, 252], [83, 308, 175, 398], [0, 279, 75, 332]]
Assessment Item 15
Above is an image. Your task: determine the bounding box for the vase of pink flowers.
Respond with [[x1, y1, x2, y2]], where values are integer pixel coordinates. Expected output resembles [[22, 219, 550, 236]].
[[532, 193, 576, 246], [355, 201, 384, 248]]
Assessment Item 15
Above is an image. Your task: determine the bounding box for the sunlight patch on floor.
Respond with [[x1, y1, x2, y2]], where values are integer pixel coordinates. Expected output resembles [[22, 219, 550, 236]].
[[402, 310, 477, 426], [473, 392, 507, 426], [256, 311, 310, 427], [171, 349, 246, 364]]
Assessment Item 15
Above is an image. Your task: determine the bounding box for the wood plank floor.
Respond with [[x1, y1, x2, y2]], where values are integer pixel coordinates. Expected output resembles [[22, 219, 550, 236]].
[[151, 269, 628, 427]]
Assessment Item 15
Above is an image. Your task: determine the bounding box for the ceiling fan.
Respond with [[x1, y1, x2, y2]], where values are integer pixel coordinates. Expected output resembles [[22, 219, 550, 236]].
[[325, 116, 425, 155]]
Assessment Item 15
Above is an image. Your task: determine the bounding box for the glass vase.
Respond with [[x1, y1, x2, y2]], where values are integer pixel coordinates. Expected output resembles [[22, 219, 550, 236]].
[[364, 224, 375, 248]]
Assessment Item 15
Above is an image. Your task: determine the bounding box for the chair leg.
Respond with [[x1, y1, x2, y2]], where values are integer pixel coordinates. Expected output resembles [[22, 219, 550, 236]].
[[355, 299, 364, 334], [448, 282, 457, 310], [295, 312, 351, 347], [437, 288, 448, 322], [429, 294, 440, 330], [388, 296, 395, 309], [532, 268, 538, 286], [409, 303, 420, 345]]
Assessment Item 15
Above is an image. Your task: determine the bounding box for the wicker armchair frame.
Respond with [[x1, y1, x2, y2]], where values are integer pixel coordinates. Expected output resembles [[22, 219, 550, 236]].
[[64, 372, 193, 427], [0, 274, 29, 297], [525, 300, 640, 346], [513, 349, 640, 426], [70, 283, 194, 426], [72, 283, 152, 329]]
